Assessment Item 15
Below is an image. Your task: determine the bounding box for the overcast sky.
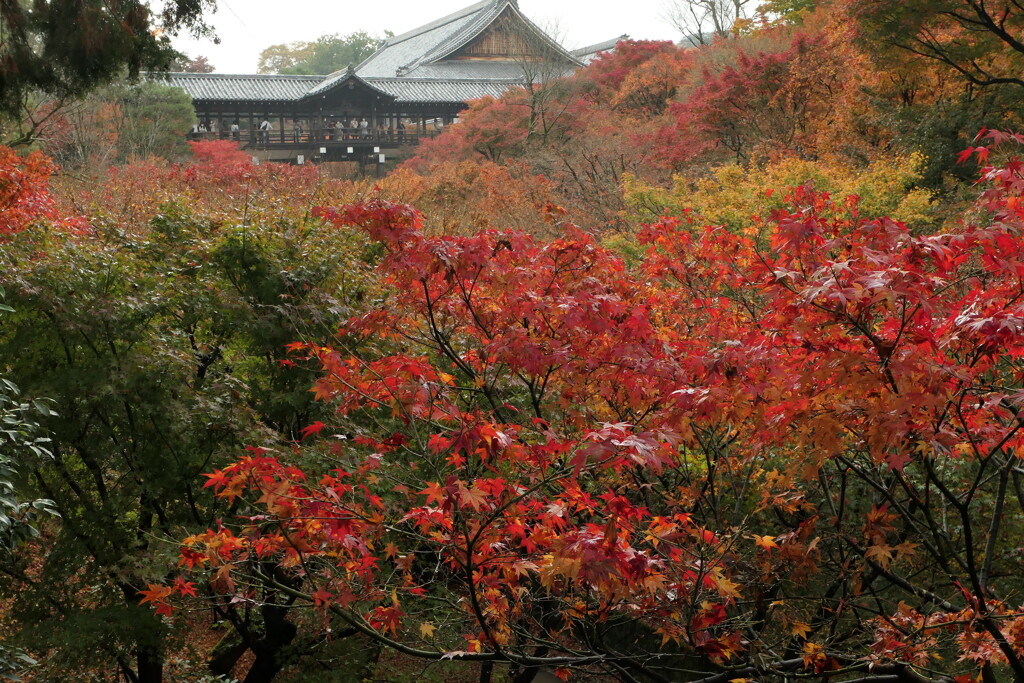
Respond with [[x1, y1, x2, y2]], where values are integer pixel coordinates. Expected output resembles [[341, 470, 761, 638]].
[[170, 0, 681, 74]]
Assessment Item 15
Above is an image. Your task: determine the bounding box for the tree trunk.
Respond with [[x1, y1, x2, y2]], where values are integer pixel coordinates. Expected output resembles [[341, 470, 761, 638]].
[[136, 646, 163, 683], [242, 602, 298, 683], [208, 632, 248, 677], [243, 651, 287, 683]]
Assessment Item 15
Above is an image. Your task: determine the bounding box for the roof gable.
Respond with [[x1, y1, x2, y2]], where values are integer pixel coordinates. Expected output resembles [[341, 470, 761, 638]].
[[442, 5, 577, 63], [356, 0, 577, 79], [355, 0, 498, 78], [304, 66, 395, 101], [449, 10, 539, 59]]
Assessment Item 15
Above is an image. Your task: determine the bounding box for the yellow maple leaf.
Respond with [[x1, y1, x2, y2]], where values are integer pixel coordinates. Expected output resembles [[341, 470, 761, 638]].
[[419, 622, 436, 639], [791, 621, 812, 639], [708, 569, 742, 599], [865, 544, 894, 568], [894, 541, 918, 560]]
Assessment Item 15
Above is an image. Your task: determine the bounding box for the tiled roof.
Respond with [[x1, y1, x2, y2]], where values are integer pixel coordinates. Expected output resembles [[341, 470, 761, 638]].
[[306, 67, 396, 99], [161, 0, 578, 106], [164, 71, 520, 106], [364, 78, 521, 104], [356, 0, 577, 80], [411, 3, 512, 69], [355, 0, 498, 79], [400, 61, 532, 80], [572, 35, 629, 65], [162, 73, 324, 101]]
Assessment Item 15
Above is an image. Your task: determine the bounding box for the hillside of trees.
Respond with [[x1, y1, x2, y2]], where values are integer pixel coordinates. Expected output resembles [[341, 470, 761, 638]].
[[4, 1, 1024, 682]]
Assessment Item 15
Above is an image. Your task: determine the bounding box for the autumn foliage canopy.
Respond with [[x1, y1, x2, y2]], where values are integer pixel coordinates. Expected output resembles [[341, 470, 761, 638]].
[[8, 1, 1024, 680], [146, 131, 1024, 681]]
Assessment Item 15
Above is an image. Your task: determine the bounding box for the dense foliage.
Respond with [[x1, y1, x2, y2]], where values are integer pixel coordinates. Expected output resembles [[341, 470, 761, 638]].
[[4, 1, 1024, 681], [0, 147, 377, 681], [169, 136, 1024, 683], [398, 1, 1024, 233], [43, 82, 197, 169], [257, 32, 392, 75], [0, 0, 216, 145]]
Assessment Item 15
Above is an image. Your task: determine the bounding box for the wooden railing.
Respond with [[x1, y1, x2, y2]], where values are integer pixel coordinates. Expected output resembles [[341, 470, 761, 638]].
[[187, 128, 439, 147]]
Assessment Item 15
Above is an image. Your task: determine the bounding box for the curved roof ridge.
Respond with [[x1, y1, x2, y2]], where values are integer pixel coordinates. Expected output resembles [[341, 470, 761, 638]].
[[397, 0, 508, 74], [572, 35, 629, 57], [384, 0, 497, 47], [430, 2, 581, 67]]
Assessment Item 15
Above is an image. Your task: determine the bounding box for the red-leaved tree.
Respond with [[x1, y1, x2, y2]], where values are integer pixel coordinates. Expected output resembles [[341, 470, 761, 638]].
[[0, 147, 60, 237], [164, 134, 1024, 682]]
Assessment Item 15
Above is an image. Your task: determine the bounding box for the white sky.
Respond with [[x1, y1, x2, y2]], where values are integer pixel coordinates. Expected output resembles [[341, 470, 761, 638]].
[[170, 0, 681, 74]]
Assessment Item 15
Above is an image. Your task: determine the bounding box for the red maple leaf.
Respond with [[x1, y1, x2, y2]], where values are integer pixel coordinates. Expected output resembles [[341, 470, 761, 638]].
[[172, 577, 197, 597], [300, 421, 327, 440]]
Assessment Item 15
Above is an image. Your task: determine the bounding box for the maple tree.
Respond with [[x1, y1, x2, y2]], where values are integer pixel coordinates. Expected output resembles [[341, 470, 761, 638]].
[[379, 160, 566, 237], [854, 0, 1024, 90], [0, 148, 61, 237], [151, 134, 1024, 681], [43, 82, 196, 169], [0, 150, 379, 682], [673, 31, 839, 162], [407, 95, 532, 167], [610, 50, 693, 117], [179, 55, 215, 73], [579, 40, 682, 95], [12, 2, 1024, 679]]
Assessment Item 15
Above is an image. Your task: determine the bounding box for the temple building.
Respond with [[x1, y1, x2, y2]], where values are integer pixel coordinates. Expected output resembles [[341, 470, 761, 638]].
[[166, 0, 617, 165]]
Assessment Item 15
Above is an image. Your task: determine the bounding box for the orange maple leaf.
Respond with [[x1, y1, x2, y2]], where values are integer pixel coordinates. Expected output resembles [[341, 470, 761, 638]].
[[138, 583, 172, 607], [419, 481, 447, 505]]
